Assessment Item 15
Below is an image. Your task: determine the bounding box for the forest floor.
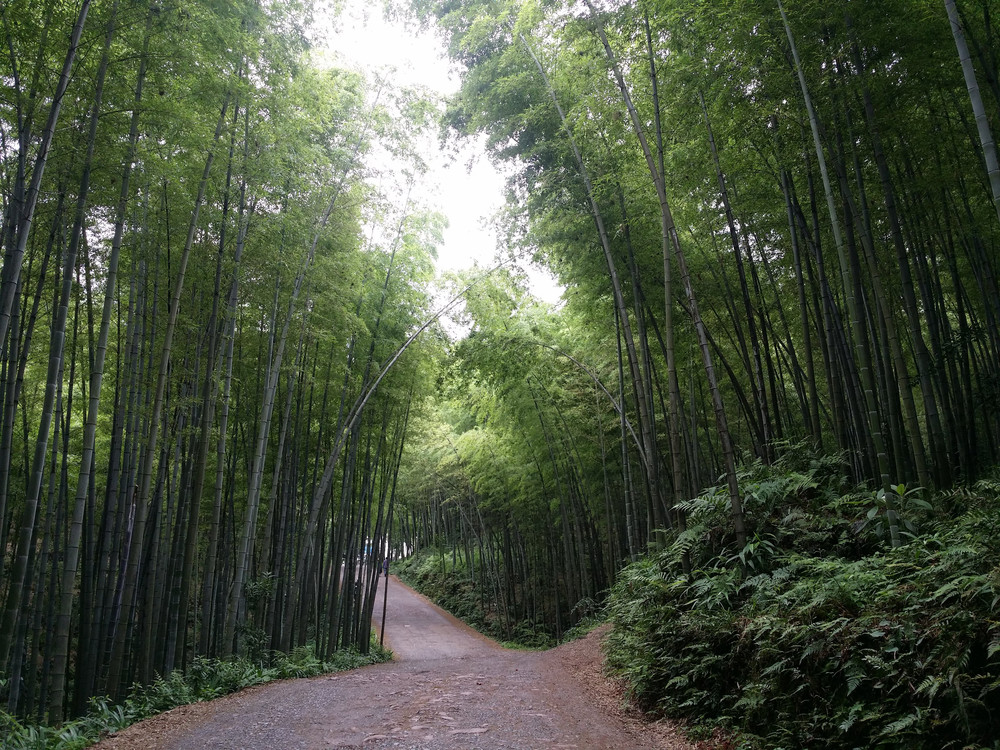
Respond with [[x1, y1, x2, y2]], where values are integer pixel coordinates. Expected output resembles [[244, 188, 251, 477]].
[[92, 576, 702, 749]]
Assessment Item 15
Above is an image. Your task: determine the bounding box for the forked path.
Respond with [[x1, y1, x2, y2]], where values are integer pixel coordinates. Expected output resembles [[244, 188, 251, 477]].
[[96, 576, 695, 749]]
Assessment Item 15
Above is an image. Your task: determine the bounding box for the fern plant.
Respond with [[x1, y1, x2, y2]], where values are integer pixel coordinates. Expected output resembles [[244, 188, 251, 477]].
[[604, 452, 1000, 748]]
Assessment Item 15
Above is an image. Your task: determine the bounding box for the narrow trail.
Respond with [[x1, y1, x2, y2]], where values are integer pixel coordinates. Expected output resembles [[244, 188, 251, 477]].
[[94, 576, 696, 749]]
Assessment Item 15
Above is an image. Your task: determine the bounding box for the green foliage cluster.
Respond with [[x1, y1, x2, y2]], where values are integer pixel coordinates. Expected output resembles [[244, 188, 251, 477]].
[[604, 452, 1000, 749], [0, 645, 389, 749], [396, 548, 556, 648]]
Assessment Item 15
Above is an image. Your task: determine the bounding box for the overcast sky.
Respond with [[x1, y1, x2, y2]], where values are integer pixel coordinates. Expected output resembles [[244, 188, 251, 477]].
[[320, 0, 563, 303]]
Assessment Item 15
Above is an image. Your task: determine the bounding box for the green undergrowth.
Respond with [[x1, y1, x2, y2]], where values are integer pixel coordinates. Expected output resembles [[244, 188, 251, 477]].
[[604, 446, 1000, 749], [0, 643, 390, 749], [395, 549, 564, 649]]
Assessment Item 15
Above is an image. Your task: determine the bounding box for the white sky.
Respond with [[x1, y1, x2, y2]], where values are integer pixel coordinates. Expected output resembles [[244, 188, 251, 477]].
[[319, 0, 564, 304]]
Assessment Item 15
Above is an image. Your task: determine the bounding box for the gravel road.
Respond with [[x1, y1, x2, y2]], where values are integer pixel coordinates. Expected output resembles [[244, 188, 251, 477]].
[[93, 576, 698, 749]]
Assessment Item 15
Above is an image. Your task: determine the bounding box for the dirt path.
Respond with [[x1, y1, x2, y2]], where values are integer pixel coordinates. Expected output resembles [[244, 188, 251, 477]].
[[94, 576, 697, 749]]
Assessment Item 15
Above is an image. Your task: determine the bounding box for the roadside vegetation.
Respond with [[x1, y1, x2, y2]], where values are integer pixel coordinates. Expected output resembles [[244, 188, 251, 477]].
[[604, 451, 1000, 748], [0, 645, 390, 750], [398, 447, 1000, 748]]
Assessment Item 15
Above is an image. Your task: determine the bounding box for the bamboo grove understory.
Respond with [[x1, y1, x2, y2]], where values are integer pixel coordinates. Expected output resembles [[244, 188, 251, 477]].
[[0, 0, 443, 722], [2, 0, 1000, 731], [390, 0, 1000, 641]]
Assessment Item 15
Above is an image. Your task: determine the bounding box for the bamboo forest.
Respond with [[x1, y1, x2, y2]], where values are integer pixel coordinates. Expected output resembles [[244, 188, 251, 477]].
[[2, 0, 1000, 746]]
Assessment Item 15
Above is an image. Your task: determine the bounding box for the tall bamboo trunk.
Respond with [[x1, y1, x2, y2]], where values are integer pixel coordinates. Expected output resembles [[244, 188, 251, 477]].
[[0, 127, 93, 673], [0, 0, 91, 349], [586, 4, 746, 546], [700, 93, 772, 461], [105, 95, 231, 694], [223, 112, 369, 653], [945, 0, 1000, 223], [48, 2, 149, 718], [520, 31, 666, 540], [777, 0, 900, 544]]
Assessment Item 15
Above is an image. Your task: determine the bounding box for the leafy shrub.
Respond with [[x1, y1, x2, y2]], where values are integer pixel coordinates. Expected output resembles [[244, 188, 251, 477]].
[[605, 451, 1000, 749]]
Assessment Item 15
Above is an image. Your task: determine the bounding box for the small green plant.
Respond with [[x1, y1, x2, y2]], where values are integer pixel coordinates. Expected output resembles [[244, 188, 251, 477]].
[[728, 533, 778, 573], [244, 572, 277, 604], [862, 483, 932, 542]]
